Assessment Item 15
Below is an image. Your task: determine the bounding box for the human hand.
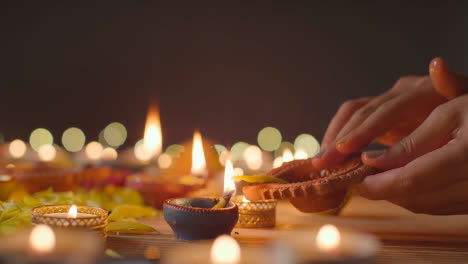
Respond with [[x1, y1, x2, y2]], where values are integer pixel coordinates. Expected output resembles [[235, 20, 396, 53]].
[[357, 94, 468, 214], [312, 58, 467, 170]]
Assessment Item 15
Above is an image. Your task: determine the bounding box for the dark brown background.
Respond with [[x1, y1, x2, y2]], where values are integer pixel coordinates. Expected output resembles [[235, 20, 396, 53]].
[[0, 1, 466, 147]]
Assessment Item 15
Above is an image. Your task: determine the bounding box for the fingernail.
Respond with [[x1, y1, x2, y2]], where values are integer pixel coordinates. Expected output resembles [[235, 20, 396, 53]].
[[364, 150, 384, 159], [336, 133, 350, 145]]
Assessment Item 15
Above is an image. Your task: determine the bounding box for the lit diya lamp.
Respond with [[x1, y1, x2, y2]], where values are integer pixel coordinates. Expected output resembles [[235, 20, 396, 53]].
[[282, 224, 380, 263], [0, 224, 103, 264], [163, 159, 238, 240], [31, 204, 108, 239]]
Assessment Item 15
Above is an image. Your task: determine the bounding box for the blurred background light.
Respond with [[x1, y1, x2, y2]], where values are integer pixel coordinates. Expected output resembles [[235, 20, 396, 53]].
[[158, 153, 172, 169], [218, 150, 229, 166], [85, 141, 103, 160], [29, 128, 53, 152], [134, 139, 152, 162], [9, 139, 27, 158], [38, 144, 56, 162], [294, 149, 308, 160], [257, 127, 282, 152], [274, 141, 294, 158], [101, 147, 118, 161], [233, 167, 244, 176], [243, 145, 263, 170], [282, 148, 294, 163], [273, 156, 283, 168], [294, 134, 320, 157], [214, 144, 227, 155], [103, 122, 127, 148], [61, 127, 86, 152], [230, 142, 249, 162], [165, 144, 185, 158]]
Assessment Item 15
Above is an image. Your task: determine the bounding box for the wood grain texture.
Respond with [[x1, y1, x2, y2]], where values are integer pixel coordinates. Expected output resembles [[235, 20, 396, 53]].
[[106, 196, 468, 263]]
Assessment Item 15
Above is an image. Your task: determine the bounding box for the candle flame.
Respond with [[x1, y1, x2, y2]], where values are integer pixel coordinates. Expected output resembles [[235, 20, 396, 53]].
[[210, 235, 241, 264], [191, 131, 207, 176], [29, 225, 55, 254], [316, 224, 341, 251], [224, 159, 236, 194], [242, 196, 250, 203], [282, 149, 294, 163], [143, 104, 162, 159], [68, 205, 78, 218]]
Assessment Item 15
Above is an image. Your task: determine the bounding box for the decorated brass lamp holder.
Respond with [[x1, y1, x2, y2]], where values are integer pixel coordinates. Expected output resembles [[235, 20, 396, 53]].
[[234, 196, 277, 228]]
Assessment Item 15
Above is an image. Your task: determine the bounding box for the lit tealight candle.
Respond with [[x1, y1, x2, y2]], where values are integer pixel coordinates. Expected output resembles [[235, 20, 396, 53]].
[[316, 224, 341, 255], [210, 235, 241, 264], [47, 205, 95, 219], [29, 224, 55, 255]]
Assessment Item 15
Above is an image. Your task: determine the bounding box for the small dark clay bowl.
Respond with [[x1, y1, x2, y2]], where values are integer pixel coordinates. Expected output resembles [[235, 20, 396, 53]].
[[163, 197, 239, 241]]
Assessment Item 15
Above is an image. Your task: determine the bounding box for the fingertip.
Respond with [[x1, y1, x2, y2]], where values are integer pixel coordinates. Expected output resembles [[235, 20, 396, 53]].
[[429, 57, 445, 73]]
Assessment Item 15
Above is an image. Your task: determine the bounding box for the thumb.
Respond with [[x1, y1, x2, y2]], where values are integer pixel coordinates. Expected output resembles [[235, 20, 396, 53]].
[[429, 57, 468, 100], [361, 105, 457, 170]]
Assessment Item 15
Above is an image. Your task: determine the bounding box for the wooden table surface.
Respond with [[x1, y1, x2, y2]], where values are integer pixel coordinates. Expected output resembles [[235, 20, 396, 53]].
[[106, 196, 468, 263]]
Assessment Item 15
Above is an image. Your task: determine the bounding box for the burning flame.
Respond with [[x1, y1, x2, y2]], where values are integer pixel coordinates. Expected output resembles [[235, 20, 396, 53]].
[[29, 225, 55, 254], [210, 235, 241, 264], [316, 224, 341, 252], [68, 205, 78, 218], [223, 159, 236, 194], [242, 196, 250, 203], [143, 104, 162, 159], [190, 131, 207, 176], [282, 149, 294, 163]]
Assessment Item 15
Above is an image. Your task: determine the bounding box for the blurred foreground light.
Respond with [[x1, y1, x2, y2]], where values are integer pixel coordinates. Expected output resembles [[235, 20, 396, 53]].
[[257, 127, 282, 151], [62, 127, 86, 152], [294, 149, 308, 160], [214, 144, 227, 155], [158, 153, 172, 169], [165, 144, 185, 158], [38, 144, 56, 162], [9, 139, 27, 159], [29, 225, 55, 254], [101, 147, 118, 161], [210, 235, 241, 264], [30, 128, 53, 152], [273, 156, 283, 168], [103, 122, 127, 148], [243, 145, 263, 170], [230, 142, 249, 162], [294, 134, 320, 157], [85, 141, 103, 161]]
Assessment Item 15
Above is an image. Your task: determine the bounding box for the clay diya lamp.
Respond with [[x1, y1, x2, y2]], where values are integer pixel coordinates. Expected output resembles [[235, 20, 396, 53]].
[[243, 153, 378, 213], [163, 197, 238, 241]]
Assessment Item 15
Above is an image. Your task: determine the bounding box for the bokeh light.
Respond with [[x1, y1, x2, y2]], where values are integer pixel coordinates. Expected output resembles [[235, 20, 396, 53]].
[[61, 127, 86, 152], [274, 141, 294, 158], [38, 144, 56, 162], [294, 134, 320, 157], [257, 127, 282, 151], [233, 167, 244, 176], [243, 145, 263, 170], [218, 151, 229, 166], [230, 142, 249, 162], [273, 156, 283, 168], [9, 139, 27, 159], [282, 148, 294, 163], [165, 144, 185, 158], [134, 139, 152, 162], [103, 122, 127, 148], [214, 144, 227, 155], [29, 128, 53, 152], [85, 141, 103, 160], [294, 149, 308, 160], [101, 147, 118, 161], [158, 153, 173, 169]]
